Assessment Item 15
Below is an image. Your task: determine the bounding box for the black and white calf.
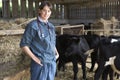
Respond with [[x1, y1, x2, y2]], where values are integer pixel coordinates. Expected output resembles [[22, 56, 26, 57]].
[[94, 37, 120, 80]]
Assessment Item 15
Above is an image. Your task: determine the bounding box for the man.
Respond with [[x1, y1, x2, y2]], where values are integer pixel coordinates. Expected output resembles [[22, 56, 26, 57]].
[[20, 1, 59, 80]]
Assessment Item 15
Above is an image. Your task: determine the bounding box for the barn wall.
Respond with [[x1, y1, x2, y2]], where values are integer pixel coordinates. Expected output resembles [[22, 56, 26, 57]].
[[68, 0, 120, 20], [0, 0, 120, 24]]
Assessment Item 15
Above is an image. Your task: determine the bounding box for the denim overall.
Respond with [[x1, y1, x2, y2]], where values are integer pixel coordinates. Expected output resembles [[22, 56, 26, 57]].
[[20, 17, 56, 80]]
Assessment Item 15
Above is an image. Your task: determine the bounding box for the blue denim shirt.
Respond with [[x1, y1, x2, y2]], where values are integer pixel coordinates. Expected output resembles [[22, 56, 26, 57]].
[[20, 18, 56, 63]]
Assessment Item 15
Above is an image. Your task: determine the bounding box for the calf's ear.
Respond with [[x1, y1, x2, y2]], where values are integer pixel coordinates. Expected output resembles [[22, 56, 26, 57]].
[[73, 38, 80, 43]]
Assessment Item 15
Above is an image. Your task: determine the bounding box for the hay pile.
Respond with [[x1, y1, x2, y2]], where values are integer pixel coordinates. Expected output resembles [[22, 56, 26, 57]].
[[0, 18, 31, 80], [0, 18, 28, 30]]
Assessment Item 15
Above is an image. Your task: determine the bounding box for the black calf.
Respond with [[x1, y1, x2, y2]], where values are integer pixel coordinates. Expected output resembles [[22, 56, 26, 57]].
[[56, 34, 90, 80]]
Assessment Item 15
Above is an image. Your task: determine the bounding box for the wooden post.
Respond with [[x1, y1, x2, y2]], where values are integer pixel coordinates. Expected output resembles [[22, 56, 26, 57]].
[[60, 5, 64, 19], [52, 4, 57, 19], [2, 0, 10, 18], [34, 0, 39, 17], [115, 0, 118, 18], [55, 4, 59, 19], [118, 0, 120, 20], [12, 0, 19, 18], [28, 0, 33, 18], [21, 0, 27, 17], [51, 4, 55, 19]]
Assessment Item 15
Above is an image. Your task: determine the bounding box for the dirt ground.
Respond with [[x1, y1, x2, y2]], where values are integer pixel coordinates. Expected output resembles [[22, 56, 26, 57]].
[[3, 63, 95, 80], [55, 63, 94, 80], [4, 62, 120, 80]]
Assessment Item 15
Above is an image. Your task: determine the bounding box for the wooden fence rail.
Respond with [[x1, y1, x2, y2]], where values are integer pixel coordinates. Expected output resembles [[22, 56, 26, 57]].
[[0, 29, 25, 36], [1, 27, 120, 36], [0, 24, 84, 36], [84, 29, 120, 36]]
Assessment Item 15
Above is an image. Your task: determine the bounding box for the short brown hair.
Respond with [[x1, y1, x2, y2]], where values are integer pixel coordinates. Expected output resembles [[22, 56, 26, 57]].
[[39, 1, 52, 10]]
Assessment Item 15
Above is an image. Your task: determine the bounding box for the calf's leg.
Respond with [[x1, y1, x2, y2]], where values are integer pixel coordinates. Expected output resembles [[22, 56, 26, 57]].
[[72, 61, 78, 80], [94, 61, 105, 80], [81, 60, 87, 80]]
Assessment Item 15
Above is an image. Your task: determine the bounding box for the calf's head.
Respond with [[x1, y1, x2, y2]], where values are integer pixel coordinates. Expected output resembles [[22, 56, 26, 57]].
[[65, 36, 90, 56]]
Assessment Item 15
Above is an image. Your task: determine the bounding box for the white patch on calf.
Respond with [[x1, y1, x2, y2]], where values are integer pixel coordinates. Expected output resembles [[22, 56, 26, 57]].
[[84, 49, 94, 55], [105, 56, 116, 66], [56, 54, 59, 60], [111, 39, 118, 43]]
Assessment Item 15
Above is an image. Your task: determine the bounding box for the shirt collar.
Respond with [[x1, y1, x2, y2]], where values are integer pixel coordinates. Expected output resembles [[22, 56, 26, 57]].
[[38, 16, 48, 24]]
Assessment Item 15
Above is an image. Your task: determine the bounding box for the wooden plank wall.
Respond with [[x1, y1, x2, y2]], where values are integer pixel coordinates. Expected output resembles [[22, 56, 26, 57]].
[[0, 0, 120, 21], [0, 0, 65, 19], [69, 0, 120, 20]]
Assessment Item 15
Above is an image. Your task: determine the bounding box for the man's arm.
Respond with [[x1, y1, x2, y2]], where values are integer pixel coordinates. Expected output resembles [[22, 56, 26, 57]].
[[21, 46, 43, 66]]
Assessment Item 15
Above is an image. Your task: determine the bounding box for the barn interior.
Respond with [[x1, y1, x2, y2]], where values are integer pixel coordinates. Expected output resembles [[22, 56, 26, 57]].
[[0, 0, 120, 80], [1, 0, 120, 24]]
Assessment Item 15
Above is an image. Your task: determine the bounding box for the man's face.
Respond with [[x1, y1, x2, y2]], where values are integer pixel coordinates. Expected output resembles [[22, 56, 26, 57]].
[[39, 5, 51, 21]]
